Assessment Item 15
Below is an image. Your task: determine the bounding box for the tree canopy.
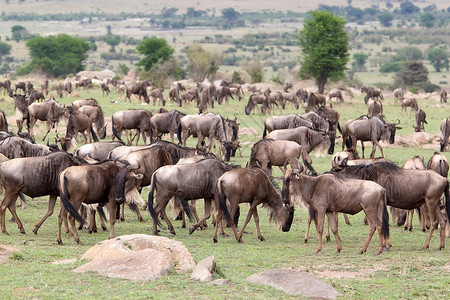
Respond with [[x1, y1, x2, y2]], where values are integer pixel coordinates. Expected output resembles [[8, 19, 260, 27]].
[[427, 48, 449, 72], [297, 10, 349, 93], [185, 44, 220, 82], [136, 37, 174, 71], [23, 34, 90, 77]]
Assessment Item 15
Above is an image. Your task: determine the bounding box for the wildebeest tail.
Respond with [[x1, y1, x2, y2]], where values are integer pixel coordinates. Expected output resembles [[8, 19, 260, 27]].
[[303, 159, 318, 176], [176, 123, 182, 144], [60, 175, 86, 225], [398, 212, 407, 227], [445, 181, 450, 225], [181, 200, 195, 222], [337, 122, 342, 134], [91, 127, 99, 142], [147, 173, 163, 227], [382, 193, 390, 240], [111, 116, 122, 141], [309, 205, 317, 222], [218, 181, 231, 225], [26, 113, 30, 132], [18, 192, 27, 204], [262, 126, 267, 138], [345, 135, 352, 149]]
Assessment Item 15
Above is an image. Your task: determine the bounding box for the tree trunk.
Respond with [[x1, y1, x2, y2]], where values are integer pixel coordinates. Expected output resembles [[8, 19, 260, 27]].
[[317, 78, 327, 94]]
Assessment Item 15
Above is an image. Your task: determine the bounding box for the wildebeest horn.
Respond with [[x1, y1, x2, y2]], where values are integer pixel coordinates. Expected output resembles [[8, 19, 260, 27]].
[[395, 119, 401, 125], [127, 162, 141, 171]]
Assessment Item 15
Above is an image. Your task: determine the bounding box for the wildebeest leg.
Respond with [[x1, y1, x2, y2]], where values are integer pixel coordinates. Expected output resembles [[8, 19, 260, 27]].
[[107, 201, 118, 240], [435, 205, 446, 250], [7, 199, 25, 234], [343, 213, 352, 226], [57, 207, 68, 245], [304, 213, 312, 243], [326, 212, 342, 253], [252, 207, 265, 241], [189, 198, 212, 235], [154, 197, 176, 235], [0, 191, 23, 234], [33, 195, 57, 235], [314, 210, 325, 254], [236, 204, 257, 243], [404, 210, 413, 231], [421, 198, 438, 250]]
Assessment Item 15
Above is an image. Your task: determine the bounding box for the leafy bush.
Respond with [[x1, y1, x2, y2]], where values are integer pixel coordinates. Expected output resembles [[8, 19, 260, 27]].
[[421, 82, 440, 93], [380, 61, 403, 73]]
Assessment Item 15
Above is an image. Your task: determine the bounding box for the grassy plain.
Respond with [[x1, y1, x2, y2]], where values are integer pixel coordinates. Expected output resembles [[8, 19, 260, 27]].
[[0, 86, 449, 299]]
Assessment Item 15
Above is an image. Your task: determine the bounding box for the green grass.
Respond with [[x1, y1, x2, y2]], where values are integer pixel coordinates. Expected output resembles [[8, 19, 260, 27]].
[[0, 86, 449, 299]]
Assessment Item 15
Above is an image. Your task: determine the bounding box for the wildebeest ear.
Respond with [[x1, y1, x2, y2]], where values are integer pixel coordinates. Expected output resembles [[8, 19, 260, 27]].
[[396, 126, 402, 130]]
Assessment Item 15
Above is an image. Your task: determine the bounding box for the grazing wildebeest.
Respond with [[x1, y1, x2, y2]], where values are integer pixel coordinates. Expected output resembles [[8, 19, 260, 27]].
[[440, 89, 447, 103], [25, 81, 34, 96], [248, 84, 261, 94], [342, 116, 401, 158], [147, 158, 238, 236], [393, 88, 404, 101], [29, 89, 45, 102], [216, 86, 234, 104], [14, 81, 26, 93], [401, 97, 418, 115], [296, 88, 309, 103], [55, 82, 64, 98], [57, 160, 144, 244], [169, 82, 186, 105], [77, 105, 107, 139], [75, 141, 125, 161], [282, 168, 390, 255], [307, 93, 327, 110], [249, 139, 308, 175], [282, 93, 299, 109], [0, 110, 8, 132], [265, 90, 284, 109], [244, 94, 270, 115], [111, 109, 152, 145], [75, 78, 92, 91], [149, 109, 185, 143], [262, 114, 316, 138], [65, 110, 99, 145], [327, 88, 344, 102], [0, 152, 86, 235], [64, 80, 73, 95], [361, 86, 383, 104], [367, 99, 383, 118], [180, 91, 197, 107], [27, 99, 69, 140], [264, 126, 336, 157], [315, 105, 341, 134], [220, 80, 243, 96], [198, 86, 216, 112], [10, 92, 32, 134], [330, 150, 359, 168], [213, 167, 294, 243], [0, 136, 55, 158], [331, 161, 450, 250], [440, 118, 450, 152], [100, 83, 110, 97], [126, 81, 152, 104], [413, 108, 427, 132], [71, 98, 99, 110], [149, 88, 166, 106]]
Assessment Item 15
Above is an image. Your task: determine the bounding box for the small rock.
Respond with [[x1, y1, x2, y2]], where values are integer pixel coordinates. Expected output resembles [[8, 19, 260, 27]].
[[191, 256, 215, 282], [51, 258, 77, 265], [207, 278, 230, 285]]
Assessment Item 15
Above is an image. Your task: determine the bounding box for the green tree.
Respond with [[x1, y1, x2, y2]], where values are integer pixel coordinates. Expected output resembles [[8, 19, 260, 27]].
[[377, 12, 394, 27], [222, 8, 240, 21], [427, 48, 449, 72], [395, 61, 429, 88], [23, 34, 90, 77], [399, 1, 420, 14], [0, 41, 12, 56], [353, 53, 368, 71], [244, 60, 263, 83], [297, 10, 349, 93], [393, 47, 423, 61], [136, 37, 174, 71], [11, 25, 27, 42], [420, 12, 435, 28], [185, 44, 220, 82]]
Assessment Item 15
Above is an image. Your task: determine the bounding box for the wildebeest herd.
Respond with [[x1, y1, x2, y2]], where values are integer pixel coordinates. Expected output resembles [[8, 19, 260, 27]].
[[0, 77, 449, 255]]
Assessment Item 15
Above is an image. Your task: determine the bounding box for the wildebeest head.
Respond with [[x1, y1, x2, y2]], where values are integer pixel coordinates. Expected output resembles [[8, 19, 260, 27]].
[[281, 167, 304, 206], [114, 162, 144, 205], [385, 119, 401, 144]]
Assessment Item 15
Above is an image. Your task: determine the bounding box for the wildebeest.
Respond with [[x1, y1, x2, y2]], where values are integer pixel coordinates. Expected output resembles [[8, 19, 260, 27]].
[[112, 109, 152, 145], [220, 80, 243, 96], [393, 88, 404, 101], [327, 89, 344, 102], [248, 84, 262, 94], [0, 136, 55, 158], [413, 108, 427, 132], [149, 88, 166, 106], [244, 93, 270, 115], [0, 110, 8, 132], [307, 93, 327, 110], [14, 81, 26, 93], [342, 116, 401, 158], [65, 110, 99, 145], [0, 79, 11, 95], [100, 83, 110, 97], [10, 92, 32, 134], [25, 81, 34, 96], [361, 86, 383, 104], [296, 88, 309, 103], [169, 82, 186, 105], [126, 80, 152, 104], [213, 167, 294, 243], [367, 99, 383, 118], [77, 105, 107, 139], [29, 89, 45, 102], [147, 158, 238, 236], [401, 98, 418, 115], [75, 141, 125, 161], [440, 89, 447, 103], [315, 105, 341, 134], [149, 110, 185, 143], [75, 78, 92, 91], [264, 126, 336, 157], [57, 160, 144, 244], [440, 118, 450, 152], [262, 114, 318, 137], [248, 139, 308, 175], [27, 99, 69, 140], [71, 98, 99, 110], [282, 168, 390, 255], [331, 161, 450, 250], [0, 152, 86, 235]]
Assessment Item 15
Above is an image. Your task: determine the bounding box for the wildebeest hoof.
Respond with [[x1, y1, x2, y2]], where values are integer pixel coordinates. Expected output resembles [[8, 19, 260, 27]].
[[120, 217, 125, 222], [57, 240, 63, 245], [259, 236, 265, 241], [304, 238, 308, 243], [102, 226, 107, 231], [170, 230, 176, 235], [189, 227, 195, 235], [326, 236, 331, 242], [213, 238, 218, 243], [32, 228, 38, 235], [9, 218, 15, 223], [182, 225, 186, 228], [20, 229, 26, 234]]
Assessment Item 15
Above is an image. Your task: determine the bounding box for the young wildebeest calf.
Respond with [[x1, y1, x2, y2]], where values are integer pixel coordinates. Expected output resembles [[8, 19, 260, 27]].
[[213, 167, 294, 243], [282, 168, 390, 255]]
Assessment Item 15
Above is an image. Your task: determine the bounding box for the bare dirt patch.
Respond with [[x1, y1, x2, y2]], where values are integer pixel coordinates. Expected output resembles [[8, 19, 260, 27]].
[[0, 244, 20, 263]]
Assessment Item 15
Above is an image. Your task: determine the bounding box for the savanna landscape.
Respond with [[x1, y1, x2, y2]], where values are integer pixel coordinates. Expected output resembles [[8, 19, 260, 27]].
[[0, 0, 449, 299]]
